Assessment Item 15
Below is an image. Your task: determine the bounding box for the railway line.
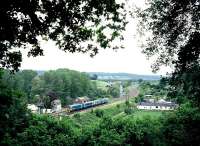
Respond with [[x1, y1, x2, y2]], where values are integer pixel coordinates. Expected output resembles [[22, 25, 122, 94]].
[[69, 87, 139, 116], [52, 87, 139, 117]]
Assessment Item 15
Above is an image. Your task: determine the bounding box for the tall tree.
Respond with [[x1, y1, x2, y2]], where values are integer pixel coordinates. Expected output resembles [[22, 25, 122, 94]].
[[0, 0, 127, 71], [18, 70, 37, 100], [137, 0, 200, 105], [0, 70, 31, 143]]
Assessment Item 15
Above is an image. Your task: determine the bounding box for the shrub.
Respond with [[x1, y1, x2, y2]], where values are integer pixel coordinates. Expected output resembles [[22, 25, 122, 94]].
[[95, 109, 104, 118], [116, 104, 121, 109], [124, 107, 133, 115], [73, 113, 81, 119]]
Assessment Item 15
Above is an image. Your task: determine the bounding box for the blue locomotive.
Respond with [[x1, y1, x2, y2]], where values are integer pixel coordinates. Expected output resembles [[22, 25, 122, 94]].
[[68, 98, 109, 111]]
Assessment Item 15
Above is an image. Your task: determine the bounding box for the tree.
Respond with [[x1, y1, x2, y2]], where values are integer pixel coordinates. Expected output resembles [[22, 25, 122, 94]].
[[90, 74, 98, 80], [137, 0, 200, 105], [30, 69, 105, 105], [0, 0, 127, 71], [123, 80, 132, 88], [17, 70, 37, 101], [161, 103, 200, 146], [0, 69, 38, 102], [137, 0, 199, 72], [107, 83, 120, 98], [0, 70, 31, 144]]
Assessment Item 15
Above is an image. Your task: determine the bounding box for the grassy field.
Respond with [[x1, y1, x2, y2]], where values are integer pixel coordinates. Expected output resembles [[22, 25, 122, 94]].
[[71, 102, 165, 127], [71, 104, 124, 126], [72, 112, 100, 127], [70, 83, 165, 127], [134, 110, 163, 118], [113, 109, 163, 119]]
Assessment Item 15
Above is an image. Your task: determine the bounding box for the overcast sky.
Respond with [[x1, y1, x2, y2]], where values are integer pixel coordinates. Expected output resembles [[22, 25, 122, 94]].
[[20, 0, 171, 75]]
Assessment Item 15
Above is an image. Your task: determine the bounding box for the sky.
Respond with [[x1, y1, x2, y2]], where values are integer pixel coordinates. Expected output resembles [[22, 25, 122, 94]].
[[20, 0, 171, 75]]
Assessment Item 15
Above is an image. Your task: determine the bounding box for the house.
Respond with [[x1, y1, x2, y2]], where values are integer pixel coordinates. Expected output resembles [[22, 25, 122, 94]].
[[27, 104, 53, 114], [157, 99, 172, 104], [41, 109, 52, 114], [143, 98, 155, 103], [144, 95, 153, 98], [137, 101, 178, 110], [27, 104, 38, 113]]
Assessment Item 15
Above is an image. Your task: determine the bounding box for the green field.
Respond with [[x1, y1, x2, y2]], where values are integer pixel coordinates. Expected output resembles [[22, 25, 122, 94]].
[[71, 103, 165, 127], [134, 110, 163, 118], [113, 109, 163, 119]]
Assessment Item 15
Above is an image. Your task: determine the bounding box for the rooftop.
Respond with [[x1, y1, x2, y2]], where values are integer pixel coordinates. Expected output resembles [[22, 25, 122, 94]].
[[138, 102, 178, 107]]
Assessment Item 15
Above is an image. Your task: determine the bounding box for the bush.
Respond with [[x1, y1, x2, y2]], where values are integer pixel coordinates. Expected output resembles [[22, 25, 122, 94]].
[[116, 104, 121, 109], [124, 107, 133, 115], [73, 113, 81, 119], [90, 109, 94, 113], [95, 109, 104, 118], [125, 100, 130, 107], [161, 103, 200, 145]]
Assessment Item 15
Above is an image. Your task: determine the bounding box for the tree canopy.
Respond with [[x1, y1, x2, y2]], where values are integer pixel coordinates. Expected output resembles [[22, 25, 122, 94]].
[[137, 0, 199, 72], [137, 0, 200, 106], [0, 0, 127, 71]]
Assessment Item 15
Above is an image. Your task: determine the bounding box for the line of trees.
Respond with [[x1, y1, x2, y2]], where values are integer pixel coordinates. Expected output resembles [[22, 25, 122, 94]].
[[0, 69, 120, 107], [135, 79, 169, 103]]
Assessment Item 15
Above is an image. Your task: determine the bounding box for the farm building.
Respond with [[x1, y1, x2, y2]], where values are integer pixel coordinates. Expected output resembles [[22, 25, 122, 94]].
[[137, 101, 178, 110]]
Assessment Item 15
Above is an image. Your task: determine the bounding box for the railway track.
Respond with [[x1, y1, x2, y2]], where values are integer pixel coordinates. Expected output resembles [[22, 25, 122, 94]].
[[53, 87, 139, 117]]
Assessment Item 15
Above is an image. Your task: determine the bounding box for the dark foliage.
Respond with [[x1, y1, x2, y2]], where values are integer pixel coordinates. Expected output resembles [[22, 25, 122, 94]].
[[161, 103, 200, 146], [136, 2, 200, 144], [94, 109, 104, 117], [0, 70, 31, 144], [0, 0, 127, 71], [137, 0, 199, 71], [137, 0, 200, 106]]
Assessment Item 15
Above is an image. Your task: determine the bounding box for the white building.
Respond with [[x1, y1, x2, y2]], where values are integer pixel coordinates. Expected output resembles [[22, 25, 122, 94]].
[[137, 102, 177, 110], [158, 99, 172, 104], [42, 109, 52, 114], [27, 104, 53, 114], [27, 104, 38, 113], [51, 99, 62, 113]]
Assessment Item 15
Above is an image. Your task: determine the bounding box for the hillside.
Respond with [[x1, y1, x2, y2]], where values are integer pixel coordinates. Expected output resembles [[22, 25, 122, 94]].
[[36, 70, 161, 80], [88, 72, 161, 80]]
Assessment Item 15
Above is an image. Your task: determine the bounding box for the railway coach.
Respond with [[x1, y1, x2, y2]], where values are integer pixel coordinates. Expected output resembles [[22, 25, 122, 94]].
[[68, 98, 109, 112]]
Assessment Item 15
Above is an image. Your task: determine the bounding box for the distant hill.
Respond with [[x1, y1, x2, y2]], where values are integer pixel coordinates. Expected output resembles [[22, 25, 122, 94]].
[[35, 70, 161, 80], [87, 72, 161, 81]]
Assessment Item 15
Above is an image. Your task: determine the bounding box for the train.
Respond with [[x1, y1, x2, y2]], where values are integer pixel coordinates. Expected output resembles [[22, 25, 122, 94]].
[[68, 98, 109, 112]]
